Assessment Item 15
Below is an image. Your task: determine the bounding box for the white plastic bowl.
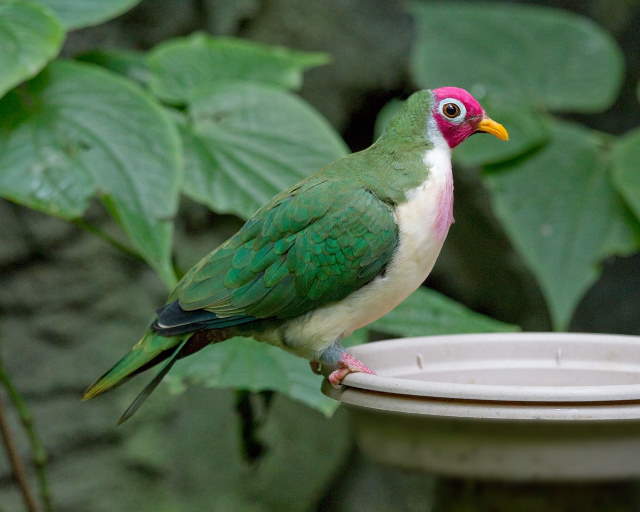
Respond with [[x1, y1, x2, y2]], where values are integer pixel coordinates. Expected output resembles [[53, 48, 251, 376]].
[[323, 333, 640, 481]]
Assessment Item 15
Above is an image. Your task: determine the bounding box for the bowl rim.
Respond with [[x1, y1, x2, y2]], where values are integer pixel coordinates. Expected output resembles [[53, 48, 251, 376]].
[[341, 332, 640, 403], [323, 381, 640, 421]]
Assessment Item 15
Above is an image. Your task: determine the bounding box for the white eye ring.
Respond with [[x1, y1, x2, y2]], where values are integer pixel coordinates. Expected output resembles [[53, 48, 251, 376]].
[[438, 98, 466, 124]]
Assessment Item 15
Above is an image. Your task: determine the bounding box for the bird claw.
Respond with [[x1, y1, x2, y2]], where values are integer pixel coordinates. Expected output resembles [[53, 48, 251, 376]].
[[327, 352, 375, 388], [328, 367, 352, 388]]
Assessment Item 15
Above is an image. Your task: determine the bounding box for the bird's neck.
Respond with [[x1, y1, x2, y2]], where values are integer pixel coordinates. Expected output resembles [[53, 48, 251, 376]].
[[353, 91, 438, 205], [354, 140, 431, 205], [379, 90, 433, 146]]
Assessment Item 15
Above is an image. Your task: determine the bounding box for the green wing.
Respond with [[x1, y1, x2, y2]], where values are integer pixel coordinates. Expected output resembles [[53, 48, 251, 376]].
[[173, 177, 398, 320]]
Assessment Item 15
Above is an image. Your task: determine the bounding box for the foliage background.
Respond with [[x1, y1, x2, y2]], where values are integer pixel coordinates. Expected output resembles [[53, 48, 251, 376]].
[[0, 0, 639, 510]]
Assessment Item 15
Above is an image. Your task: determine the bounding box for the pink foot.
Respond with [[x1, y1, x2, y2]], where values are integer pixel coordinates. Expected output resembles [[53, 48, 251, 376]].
[[328, 352, 375, 388]]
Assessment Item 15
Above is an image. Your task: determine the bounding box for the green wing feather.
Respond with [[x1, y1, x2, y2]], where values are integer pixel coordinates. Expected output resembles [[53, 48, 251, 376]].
[[174, 176, 399, 320]]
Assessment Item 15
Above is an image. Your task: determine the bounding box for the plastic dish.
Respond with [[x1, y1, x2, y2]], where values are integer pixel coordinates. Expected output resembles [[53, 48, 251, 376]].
[[323, 333, 640, 480]]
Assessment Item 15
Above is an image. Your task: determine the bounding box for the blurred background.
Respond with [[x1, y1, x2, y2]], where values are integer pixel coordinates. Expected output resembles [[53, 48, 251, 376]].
[[1, 0, 639, 510]]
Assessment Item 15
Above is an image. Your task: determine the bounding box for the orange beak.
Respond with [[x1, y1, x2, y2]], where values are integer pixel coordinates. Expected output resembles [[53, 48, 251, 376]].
[[476, 117, 509, 141]]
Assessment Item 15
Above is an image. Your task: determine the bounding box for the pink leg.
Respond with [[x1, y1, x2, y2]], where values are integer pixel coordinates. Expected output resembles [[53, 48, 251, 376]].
[[328, 352, 375, 388], [309, 361, 322, 375]]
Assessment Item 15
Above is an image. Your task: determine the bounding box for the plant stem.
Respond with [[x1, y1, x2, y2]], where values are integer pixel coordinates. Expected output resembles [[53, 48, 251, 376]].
[[0, 394, 39, 512], [235, 390, 267, 464], [72, 218, 143, 262], [0, 360, 51, 512]]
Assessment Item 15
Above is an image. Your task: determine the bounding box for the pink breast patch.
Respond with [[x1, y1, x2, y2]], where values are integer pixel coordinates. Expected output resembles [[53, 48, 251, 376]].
[[434, 172, 454, 241]]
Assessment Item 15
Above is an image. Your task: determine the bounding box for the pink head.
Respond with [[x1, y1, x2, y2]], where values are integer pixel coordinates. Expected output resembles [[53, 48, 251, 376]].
[[431, 87, 508, 148]]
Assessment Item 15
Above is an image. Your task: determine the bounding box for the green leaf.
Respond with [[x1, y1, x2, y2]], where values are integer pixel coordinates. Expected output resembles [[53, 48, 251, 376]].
[[370, 287, 518, 337], [485, 120, 636, 330], [612, 128, 640, 225], [30, 0, 141, 29], [454, 98, 549, 167], [77, 49, 150, 87], [410, 2, 624, 113], [0, 61, 182, 287], [168, 330, 366, 416], [375, 97, 549, 166], [374, 99, 404, 139], [182, 81, 347, 219], [123, 390, 350, 512], [148, 33, 329, 104], [0, 1, 63, 99]]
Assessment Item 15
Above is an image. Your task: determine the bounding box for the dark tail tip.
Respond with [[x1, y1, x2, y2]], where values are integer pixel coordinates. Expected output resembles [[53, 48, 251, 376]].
[[116, 338, 188, 424]]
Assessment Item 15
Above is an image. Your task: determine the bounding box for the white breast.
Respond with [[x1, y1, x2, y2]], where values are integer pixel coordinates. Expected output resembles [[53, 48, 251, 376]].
[[281, 134, 454, 359]]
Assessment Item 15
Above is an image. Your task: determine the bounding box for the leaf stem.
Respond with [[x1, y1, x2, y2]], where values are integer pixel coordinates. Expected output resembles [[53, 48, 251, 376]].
[[0, 359, 52, 512], [72, 218, 143, 262], [0, 394, 39, 512], [235, 390, 267, 463]]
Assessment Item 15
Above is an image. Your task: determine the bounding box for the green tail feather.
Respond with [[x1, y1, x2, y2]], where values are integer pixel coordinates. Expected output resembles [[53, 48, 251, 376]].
[[117, 337, 189, 425], [82, 331, 184, 400]]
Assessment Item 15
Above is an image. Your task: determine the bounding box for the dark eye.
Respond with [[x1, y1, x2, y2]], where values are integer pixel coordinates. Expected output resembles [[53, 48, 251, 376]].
[[443, 103, 461, 119]]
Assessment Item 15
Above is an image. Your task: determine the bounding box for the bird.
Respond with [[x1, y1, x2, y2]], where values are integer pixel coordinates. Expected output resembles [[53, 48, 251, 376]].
[[83, 87, 508, 423]]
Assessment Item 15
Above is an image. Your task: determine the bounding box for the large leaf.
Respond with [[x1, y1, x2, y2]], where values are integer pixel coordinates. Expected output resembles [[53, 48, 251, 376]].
[[375, 97, 549, 167], [454, 97, 549, 167], [148, 33, 329, 104], [78, 49, 150, 87], [0, 61, 182, 286], [484, 120, 636, 330], [31, 0, 141, 29], [181, 81, 347, 219], [370, 287, 518, 337], [0, 1, 63, 99], [168, 330, 366, 416], [612, 128, 640, 225], [410, 2, 624, 113], [123, 391, 350, 512]]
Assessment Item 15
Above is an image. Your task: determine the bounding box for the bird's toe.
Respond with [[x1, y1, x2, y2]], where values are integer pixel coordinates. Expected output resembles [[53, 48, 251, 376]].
[[327, 353, 375, 388]]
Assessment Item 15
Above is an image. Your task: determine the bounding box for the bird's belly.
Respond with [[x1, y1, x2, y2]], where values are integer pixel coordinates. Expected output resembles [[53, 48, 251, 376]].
[[282, 152, 453, 359], [337, 180, 449, 332]]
